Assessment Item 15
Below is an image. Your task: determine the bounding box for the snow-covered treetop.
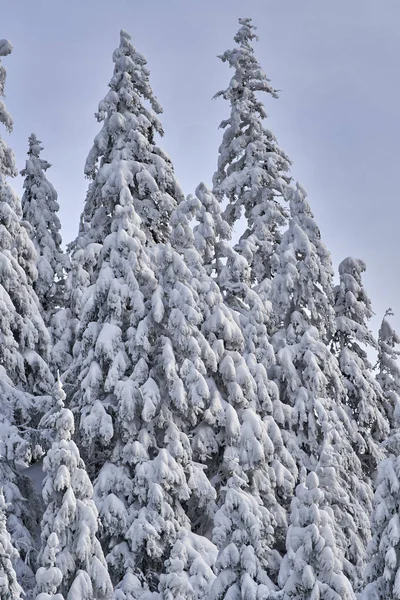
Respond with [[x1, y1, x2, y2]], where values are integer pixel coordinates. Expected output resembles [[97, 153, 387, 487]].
[[334, 257, 376, 352], [334, 257, 389, 476], [0, 44, 54, 396], [377, 309, 400, 430], [212, 17, 290, 285], [0, 38, 16, 177], [83, 29, 182, 244], [21, 134, 68, 323]]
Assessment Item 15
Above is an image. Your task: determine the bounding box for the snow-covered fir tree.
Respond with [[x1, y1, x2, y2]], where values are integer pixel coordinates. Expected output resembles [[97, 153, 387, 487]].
[[272, 186, 372, 589], [83, 30, 181, 245], [362, 313, 400, 600], [333, 257, 390, 477], [35, 379, 113, 599], [170, 186, 298, 596], [278, 471, 355, 600], [20, 134, 74, 373], [210, 22, 300, 571], [0, 45, 53, 394], [66, 30, 219, 598], [212, 17, 290, 313], [21, 134, 68, 323], [376, 309, 400, 429], [0, 489, 23, 599], [0, 38, 54, 593]]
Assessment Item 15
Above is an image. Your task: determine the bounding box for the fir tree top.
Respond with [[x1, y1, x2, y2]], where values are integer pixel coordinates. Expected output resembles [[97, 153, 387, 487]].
[[334, 257, 390, 476], [213, 17, 290, 285], [83, 29, 182, 245], [21, 134, 68, 323]]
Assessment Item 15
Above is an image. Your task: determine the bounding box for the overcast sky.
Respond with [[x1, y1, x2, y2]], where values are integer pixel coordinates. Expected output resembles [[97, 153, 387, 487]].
[[2, 0, 400, 337]]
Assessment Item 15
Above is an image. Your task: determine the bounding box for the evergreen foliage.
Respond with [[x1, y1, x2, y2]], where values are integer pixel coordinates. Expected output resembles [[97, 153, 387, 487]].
[[0, 489, 23, 600], [0, 17, 398, 600], [20, 134, 74, 373], [333, 257, 390, 476], [213, 17, 290, 301], [66, 30, 215, 598], [21, 134, 68, 324], [0, 38, 54, 595], [35, 379, 113, 599], [171, 185, 297, 595], [278, 471, 355, 600], [272, 185, 372, 588], [362, 312, 400, 600], [272, 184, 335, 342], [377, 309, 400, 427]]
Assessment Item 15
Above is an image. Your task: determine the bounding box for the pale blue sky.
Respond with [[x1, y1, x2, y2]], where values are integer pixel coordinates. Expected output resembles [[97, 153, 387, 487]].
[[2, 0, 400, 336]]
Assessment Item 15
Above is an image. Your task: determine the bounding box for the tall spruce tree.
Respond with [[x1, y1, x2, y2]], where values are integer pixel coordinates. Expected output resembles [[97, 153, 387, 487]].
[[66, 31, 218, 598], [362, 312, 400, 600], [376, 309, 400, 429], [271, 185, 372, 589], [21, 134, 68, 324], [210, 23, 299, 573], [35, 379, 113, 599], [0, 39, 54, 592], [333, 257, 390, 477], [20, 134, 73, 373], [212, 17, 290, 314]]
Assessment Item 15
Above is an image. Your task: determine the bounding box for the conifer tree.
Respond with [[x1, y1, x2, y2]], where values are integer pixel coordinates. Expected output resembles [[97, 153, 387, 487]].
[[0, 44, 53, 395], [272, 186, 372, 588], [21, 134, 68, 323], [66, 31, 217, 597], [0, 38, 54, 591], [376, 309, 400, 428], [170, 187, 297, 595], [362, 312, 400, 600], [212, 17, 290, 311], [0, 489, 23, 599], [20, 134, 73, 373], [278, 471, 355, 600], [209, 20, 299, 546], [333, 257, 390, 477], [35, 379, 113, 599]]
